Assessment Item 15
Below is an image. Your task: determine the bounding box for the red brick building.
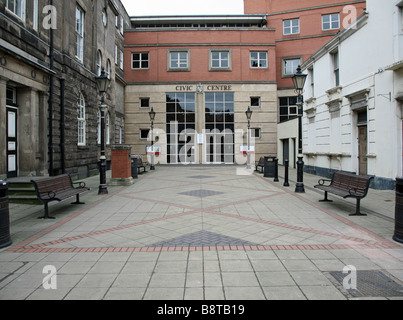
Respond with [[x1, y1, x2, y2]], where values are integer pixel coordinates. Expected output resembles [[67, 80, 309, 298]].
[[245, 0, 366, 119], [123, 1, 367, 166], [124, 16, 278, 164]]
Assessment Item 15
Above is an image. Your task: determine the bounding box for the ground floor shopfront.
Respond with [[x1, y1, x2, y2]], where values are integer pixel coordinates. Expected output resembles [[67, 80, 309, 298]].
[[125, 83, 278, 165]]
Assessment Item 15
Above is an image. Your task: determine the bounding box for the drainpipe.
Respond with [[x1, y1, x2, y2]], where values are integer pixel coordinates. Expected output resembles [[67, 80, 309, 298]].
[[48, 0, 54, 176], [60, 78, 65, 174]]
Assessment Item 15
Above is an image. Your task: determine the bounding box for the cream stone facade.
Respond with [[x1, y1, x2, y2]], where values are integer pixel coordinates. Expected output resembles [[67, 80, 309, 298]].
[[125, 83, 278, 165]]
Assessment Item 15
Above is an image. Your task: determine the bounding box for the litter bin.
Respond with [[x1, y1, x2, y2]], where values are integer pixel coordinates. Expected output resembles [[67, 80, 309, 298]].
[[393, 177, 403, 243], [131, 156, 138, 179], [264, 156, 277, 178], [0, 180, 11, 248]]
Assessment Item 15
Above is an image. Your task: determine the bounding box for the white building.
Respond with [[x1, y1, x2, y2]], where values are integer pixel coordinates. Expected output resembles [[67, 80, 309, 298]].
[[300, 0, 403, 189]]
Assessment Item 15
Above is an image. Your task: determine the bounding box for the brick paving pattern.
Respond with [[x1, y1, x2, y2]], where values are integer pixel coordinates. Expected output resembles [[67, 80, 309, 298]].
[[0, 166, 402, 300]]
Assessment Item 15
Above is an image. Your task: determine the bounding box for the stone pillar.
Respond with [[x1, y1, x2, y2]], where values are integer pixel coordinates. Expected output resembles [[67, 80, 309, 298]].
[[110, 145, 134, 186]]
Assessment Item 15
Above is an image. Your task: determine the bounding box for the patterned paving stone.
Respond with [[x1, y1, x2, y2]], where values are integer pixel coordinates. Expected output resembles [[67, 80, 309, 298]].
[[146, 230, 260, 247], [187, 175, 215, 179], [178, 189, 224, 198]]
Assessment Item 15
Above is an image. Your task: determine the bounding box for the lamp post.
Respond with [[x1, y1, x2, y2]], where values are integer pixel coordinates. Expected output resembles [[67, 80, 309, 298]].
[[149, 107, 156, 170], [95, 68, 110, 195], [245, 106, 253, 169], [292, 65, 308, 193]]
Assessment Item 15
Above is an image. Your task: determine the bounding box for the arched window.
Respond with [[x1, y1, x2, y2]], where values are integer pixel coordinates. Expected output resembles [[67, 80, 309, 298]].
[[77, 93, 86, 146], [106, 59, 111, 79], [97, 50, 102, 76], [97, 110, 101, 144], [106, 112, 111, 145]]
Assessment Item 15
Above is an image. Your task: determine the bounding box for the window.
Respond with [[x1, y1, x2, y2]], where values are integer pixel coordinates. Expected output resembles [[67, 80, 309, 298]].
[[401, 5, 403, 31], [140, 129, 150, 140], [309, 67, 315, 97], [106, 59, 111, 79], [120, 16, 124, 35], [75, 6, 85, 61], [140, 98, 150, 108], [332, 50, 340, 87], [97, 111, 101, 144], [77, 93, 86, 146], [33, 0, 38, 30], [115, 45, 118, 65], [96, 50, 102, 76], [6, 0, 26, 20], [283, 19, 299, 35], [169, 50, 189, 70], [204, 92, 235, 164], [210, 50, 231, 70], [166, 93, 196, 164], [102, 9, 107, 27], [279, 96, 301, 122], [322, 13, 340, 30], [120, 50, 124, 70], [251, 128, 261, 139], [250, 97, 260, 108], [118, 126, 123, 144], [106, 112, 111, 145], [132, 53, 149, 69], [357, 109, 367, 126], [283, 58, 301, 76], [6, 86, 17, 105], [250, 52, 267, 68]]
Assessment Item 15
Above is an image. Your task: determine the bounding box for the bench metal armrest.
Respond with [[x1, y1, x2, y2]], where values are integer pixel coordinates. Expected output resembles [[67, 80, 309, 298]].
[[38, 190, 56, 200], [73, 181, 86, 188], [318, 179, 332, 186], [348, 187, 366, 197]]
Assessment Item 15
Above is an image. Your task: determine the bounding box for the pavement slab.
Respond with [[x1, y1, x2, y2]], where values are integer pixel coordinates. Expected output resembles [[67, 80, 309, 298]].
[[0, 165, 402, 301]]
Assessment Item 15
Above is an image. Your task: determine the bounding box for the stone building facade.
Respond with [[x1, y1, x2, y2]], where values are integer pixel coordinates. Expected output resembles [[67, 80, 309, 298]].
[[301, 0, 403, 189], [0, 0, 129, 180], [124, 15, 278, 165]]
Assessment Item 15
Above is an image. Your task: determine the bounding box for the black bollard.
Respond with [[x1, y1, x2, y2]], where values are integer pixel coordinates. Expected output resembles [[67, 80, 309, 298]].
[[283, 160, 290, 187], [274, 157, 279, 182]]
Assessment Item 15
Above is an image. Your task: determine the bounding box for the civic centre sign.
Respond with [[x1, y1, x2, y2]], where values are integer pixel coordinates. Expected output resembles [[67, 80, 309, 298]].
[[175, 84, 233, 92]]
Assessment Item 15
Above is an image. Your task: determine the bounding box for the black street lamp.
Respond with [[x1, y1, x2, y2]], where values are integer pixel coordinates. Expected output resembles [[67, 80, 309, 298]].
[[149, 107, 156, 170], [245, 106, 253, 169], [95, 68, 110, 195], [292, 65, 308, 193]]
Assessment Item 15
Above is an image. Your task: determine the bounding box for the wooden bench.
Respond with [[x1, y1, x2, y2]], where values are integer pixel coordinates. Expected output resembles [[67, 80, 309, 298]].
[[31, 174, 90, 219], [255, 157, 265, 173], [314, 171, 373, 216]]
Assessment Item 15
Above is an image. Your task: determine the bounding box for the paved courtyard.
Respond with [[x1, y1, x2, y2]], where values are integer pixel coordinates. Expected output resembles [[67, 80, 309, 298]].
[[0, 165, 403, 300]]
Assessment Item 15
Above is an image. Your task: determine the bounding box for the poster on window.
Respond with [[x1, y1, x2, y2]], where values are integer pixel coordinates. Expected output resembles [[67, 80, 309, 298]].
[[240, 146, 255, 154], [147, 146, 161, 155]]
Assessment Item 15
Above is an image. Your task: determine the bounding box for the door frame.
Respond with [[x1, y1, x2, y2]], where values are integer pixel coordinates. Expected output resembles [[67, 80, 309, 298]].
[[357, 124, 368, 176], [6, 106, 18, 178]]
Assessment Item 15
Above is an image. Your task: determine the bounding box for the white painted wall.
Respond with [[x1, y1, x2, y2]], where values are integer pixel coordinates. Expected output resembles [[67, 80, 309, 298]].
[[301, 0, 403, 188]]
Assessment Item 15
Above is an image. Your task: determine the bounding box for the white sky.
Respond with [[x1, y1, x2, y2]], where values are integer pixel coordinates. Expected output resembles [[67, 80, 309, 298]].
[[121, 0, 245, 16]]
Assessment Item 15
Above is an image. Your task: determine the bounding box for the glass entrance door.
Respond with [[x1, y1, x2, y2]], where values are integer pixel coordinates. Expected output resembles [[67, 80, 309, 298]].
[[166, 92, 196, 164], [205, 92, 234, 164]]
